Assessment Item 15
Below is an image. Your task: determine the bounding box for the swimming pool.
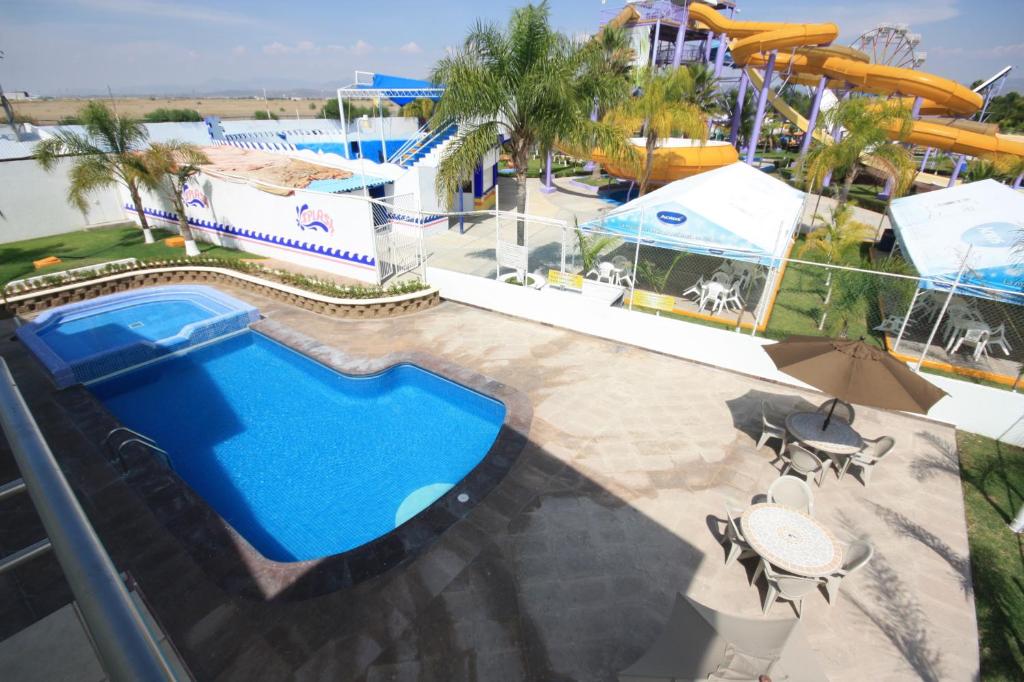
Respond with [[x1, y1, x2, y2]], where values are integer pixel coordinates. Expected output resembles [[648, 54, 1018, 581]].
[[90, 330, 506, 562], [17, 286, 259, 387]]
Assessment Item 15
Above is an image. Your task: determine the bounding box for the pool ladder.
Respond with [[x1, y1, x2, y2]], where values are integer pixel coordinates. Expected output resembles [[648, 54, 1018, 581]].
[[103, 427, 173, 474]]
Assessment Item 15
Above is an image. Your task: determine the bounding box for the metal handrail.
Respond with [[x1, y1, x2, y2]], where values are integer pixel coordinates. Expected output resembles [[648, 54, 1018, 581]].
[[0, 358, 176, 682], [103, 426, 155, 450], [117, 438, 174, 473], [386, 118, 432, 163], [395, 121, 455, 165]]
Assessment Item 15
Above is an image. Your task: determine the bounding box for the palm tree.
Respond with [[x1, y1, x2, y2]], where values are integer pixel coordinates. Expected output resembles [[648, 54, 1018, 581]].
[[604, 66, 710, 196], [682, 63, 721, 114], [584, 24, 634, 178], [721, 86, 756, 149], [141, 141, 210, 257], [432, 2, 630, 244], [401, 98, 435, 126], [800, 98, 915, 206], [574, 221, 615, 274], [33, 101, 156, 242], [798, 201, 874, 327]]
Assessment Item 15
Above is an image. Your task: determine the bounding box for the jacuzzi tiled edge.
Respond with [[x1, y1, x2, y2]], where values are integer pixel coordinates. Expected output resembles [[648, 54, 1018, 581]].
[[16, 285, 260, 388]]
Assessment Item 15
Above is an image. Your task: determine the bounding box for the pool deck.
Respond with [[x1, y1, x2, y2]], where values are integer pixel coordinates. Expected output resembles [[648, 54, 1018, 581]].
[[0, 286, 978, 681]]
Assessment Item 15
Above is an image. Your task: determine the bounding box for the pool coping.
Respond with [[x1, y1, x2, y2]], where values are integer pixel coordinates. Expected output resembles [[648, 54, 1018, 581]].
[[83, 316, 533, 601]]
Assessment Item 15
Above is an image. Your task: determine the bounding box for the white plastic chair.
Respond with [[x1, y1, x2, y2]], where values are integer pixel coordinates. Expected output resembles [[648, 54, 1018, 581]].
[[816, 398, 855, 425], [825, 540, 874, 604], [709, 271, 731, 286], [720, 282, 744, 312], [611, 256, 635, 288], [752, 559, 822, 617], [987, 323, 1013, 356], [757, 401, 787, 453], [951, 327, 990, 361], [839, 436, 895, 487], [681, 276, 705, 301], [722, 501, 756, 567], [586, 261, 616, 283], [767, 475, 814, 516], [781, 443, 827, 487]]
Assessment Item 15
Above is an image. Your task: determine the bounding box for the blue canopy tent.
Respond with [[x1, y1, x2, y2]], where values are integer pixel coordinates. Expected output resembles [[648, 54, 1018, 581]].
[[889, 179, 1024, 304]]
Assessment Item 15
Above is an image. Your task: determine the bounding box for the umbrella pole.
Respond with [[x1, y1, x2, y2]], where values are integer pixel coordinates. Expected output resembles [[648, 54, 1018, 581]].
[[822, 398, 838, 431]]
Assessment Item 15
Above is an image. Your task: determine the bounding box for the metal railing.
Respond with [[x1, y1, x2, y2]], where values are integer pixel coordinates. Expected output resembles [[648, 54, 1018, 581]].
[[386, 118, 432, 164], [0, 358, 176, 681]]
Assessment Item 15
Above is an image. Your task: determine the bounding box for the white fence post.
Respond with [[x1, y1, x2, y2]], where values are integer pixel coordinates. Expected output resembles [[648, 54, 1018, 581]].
[[915, 247, 972, 371], [892, 285, 922, 352], [629, 206, 644, 311]]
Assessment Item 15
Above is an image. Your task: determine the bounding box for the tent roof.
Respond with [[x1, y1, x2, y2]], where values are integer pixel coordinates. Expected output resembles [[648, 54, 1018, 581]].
[[584, 162, 805, 264], [344, 73, 444, 106], [889, 179, 1024, 303]]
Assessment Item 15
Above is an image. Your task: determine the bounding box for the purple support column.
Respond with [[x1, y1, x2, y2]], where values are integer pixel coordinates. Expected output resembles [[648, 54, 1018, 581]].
[[822, 124, 843, 187], [728, 70, 748, 146], [671, 2, 690, 68], [1014, 172, 1023, 190], [910, 96, 923, 119], [703, 33, 713, 63], [798, 76, 828, 160], [948, 155, 965, 187], [542, 150, 555, 194], [651, 18, 662, 68], [712, 33, 727, 76], [745, 50, 777, 165], [918, 147, 932, 173]]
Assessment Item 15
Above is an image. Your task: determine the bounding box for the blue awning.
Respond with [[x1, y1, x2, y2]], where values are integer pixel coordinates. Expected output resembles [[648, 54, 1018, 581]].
[[355, 74, 443, 105]]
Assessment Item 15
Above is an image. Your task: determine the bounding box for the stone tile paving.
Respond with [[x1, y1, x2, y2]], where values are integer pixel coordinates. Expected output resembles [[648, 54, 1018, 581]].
[[0, 291, 979, 681]]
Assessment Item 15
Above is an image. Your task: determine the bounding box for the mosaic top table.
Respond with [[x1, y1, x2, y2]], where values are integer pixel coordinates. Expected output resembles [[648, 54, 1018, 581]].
[[741, 503, 843, 578]]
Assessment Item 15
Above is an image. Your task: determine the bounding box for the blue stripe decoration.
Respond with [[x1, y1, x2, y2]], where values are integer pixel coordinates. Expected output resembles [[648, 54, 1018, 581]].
[[125, 204, 376, 268]]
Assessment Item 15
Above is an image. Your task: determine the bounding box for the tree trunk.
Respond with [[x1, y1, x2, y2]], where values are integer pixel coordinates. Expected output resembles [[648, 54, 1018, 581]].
[[639, 136, 657, 196], [127, 181, 154, 244], [839, 168, 857, 205], [172, 195, 201, 257], [514, 171, 528, 246]]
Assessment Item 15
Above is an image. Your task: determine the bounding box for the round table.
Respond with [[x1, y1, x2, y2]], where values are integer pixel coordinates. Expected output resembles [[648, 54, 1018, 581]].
[[785, 411, 863, 456], [740, 503, 843, 578]]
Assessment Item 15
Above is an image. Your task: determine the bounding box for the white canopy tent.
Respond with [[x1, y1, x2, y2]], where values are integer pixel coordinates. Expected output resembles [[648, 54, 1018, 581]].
[[583, 162, 806, 328], [585, 162, 805, 264], [889, 179, 1024, 304]]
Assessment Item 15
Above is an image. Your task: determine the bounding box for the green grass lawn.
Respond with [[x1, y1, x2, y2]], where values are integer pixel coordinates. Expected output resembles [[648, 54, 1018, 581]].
[[0, 224, 262, 286], [957, 432, 1024, 680]]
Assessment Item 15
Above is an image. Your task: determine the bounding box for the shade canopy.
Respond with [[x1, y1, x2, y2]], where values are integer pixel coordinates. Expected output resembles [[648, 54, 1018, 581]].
[[584, 162, 805, 265], [889, 179, 1024, 303], [354, 74, 443, 105], [763, 336, 947, 414]]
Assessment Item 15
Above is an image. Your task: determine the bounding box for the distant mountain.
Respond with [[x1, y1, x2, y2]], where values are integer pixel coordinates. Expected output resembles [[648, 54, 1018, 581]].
[[40, 78, 352, 99]]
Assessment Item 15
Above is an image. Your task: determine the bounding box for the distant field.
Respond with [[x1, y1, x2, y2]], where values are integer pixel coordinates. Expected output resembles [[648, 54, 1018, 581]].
[[11, 97, 391, 124]]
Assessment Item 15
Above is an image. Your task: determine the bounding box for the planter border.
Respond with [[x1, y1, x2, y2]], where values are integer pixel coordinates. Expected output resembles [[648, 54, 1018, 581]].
[[5, 266, 439, 320]]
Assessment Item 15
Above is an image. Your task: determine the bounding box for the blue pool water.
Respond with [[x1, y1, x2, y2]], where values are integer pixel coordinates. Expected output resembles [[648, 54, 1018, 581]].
[[38, 300, 220, 362], [90, 331, 506, 562]]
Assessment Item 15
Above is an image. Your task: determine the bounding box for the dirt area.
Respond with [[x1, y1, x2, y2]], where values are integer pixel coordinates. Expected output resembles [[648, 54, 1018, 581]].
[[10, 97, 390, 125]]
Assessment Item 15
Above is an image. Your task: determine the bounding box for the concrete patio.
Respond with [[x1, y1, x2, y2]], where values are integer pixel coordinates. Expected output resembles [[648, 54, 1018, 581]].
[[0, 289, 978, 681]]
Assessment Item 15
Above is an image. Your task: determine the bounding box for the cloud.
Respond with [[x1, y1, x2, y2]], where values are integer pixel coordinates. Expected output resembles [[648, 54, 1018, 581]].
[[72, 0, 260, 25], [399, 41, 423, 54], [262, 40, 319, 56], [231, 45, 247, 56], [325, 40, 374, 56]]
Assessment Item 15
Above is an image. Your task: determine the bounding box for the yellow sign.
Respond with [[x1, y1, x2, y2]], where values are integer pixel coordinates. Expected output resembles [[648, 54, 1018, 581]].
[[629, 289, 676, 312], [547, 269, 583, 290]]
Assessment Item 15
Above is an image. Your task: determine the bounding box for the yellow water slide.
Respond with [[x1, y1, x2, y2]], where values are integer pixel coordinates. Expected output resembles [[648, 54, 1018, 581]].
[[686, 3, 1024, 162], [591, 5, 739, 182]]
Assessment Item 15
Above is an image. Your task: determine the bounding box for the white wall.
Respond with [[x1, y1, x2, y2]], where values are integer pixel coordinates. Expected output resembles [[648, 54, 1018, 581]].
[[121, 171, 381, 283], [0, 158, 125, 243]]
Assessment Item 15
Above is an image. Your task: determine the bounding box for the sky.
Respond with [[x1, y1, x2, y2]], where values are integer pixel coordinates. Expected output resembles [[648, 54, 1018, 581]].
[[1, 0, 1021, 96]]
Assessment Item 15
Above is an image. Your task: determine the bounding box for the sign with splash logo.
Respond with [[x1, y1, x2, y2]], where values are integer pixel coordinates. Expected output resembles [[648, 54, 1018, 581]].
[[181, 182, 207, 208], [295, 203, 335, 235]]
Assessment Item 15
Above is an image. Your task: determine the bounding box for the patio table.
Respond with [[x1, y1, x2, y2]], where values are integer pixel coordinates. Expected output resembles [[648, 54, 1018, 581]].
[[785, 411, 863, 456], [741, 503, 844, 578]]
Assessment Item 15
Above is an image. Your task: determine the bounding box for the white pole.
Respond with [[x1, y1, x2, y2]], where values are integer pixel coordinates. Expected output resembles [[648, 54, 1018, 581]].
[[892, 286, 922, 352], [629, 206, 644, 311], [1010, 504, 1024, 533], [263, 88, 271, 119], [338, 90, 348, 154], [915, 246, 972, 371], [378, 98, 387, 163]]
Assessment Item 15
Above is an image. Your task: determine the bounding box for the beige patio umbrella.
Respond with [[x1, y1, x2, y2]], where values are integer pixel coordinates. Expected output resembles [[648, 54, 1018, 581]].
[[763, 336, 947, 428]]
